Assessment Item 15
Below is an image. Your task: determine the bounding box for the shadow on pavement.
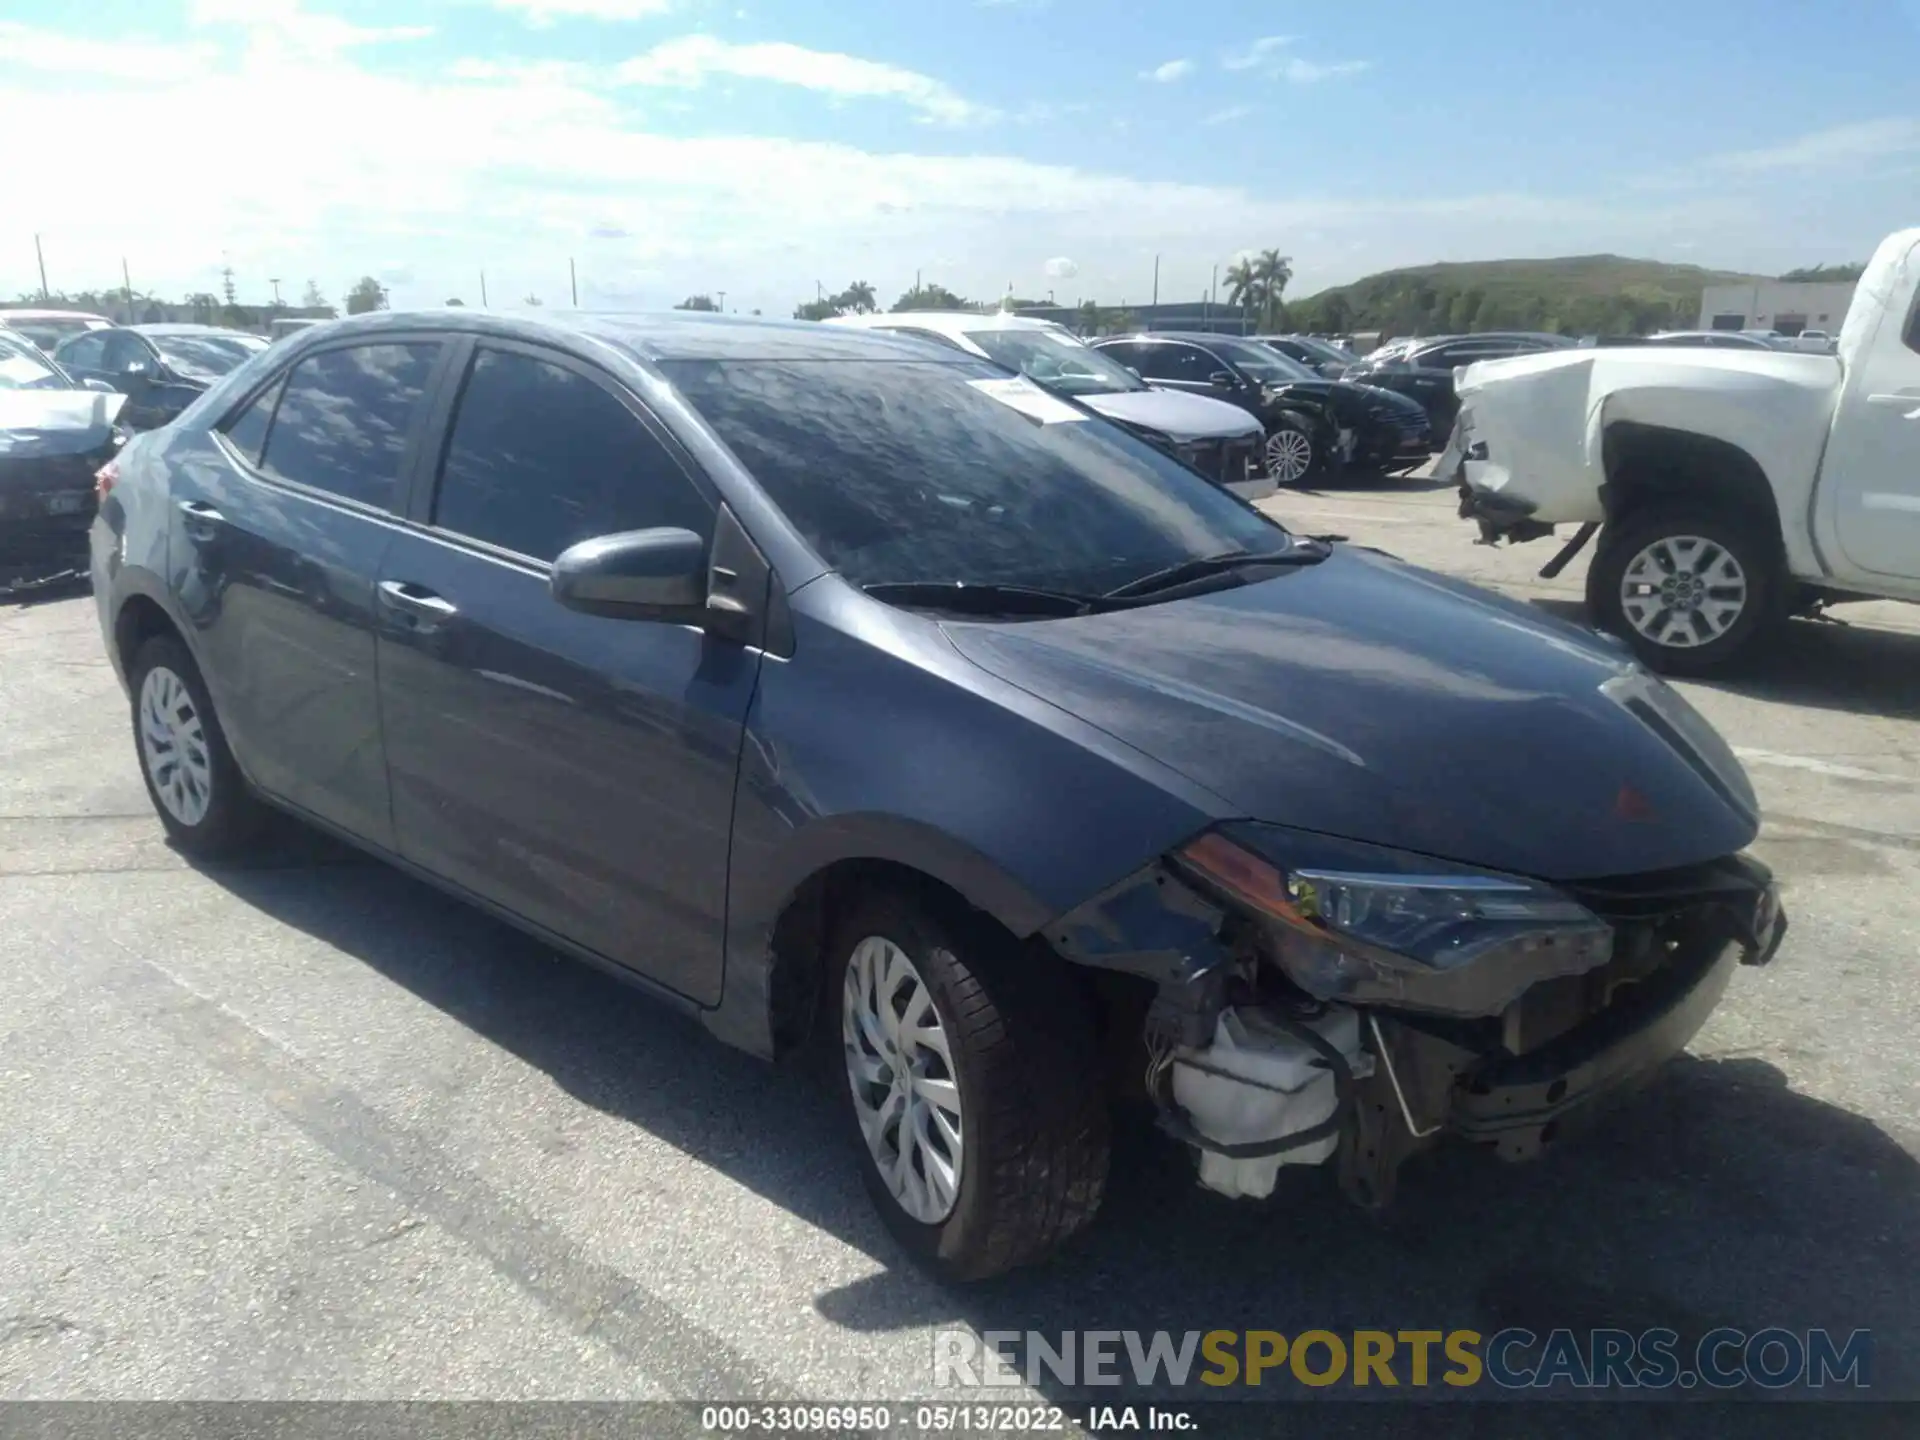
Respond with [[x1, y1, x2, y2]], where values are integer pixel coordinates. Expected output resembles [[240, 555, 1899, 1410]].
[[199, 839, 1919, 1403], [1529, 598, 1920, 723]]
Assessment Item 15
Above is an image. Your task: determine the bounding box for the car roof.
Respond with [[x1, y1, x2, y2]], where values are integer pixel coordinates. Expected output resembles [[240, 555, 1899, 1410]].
[[279, 309, 969, 364], [0, 308, 111, 322], [1097, 331, 1259, 346], [828, 311, 1067, 338], [127, 323, 262, 337]]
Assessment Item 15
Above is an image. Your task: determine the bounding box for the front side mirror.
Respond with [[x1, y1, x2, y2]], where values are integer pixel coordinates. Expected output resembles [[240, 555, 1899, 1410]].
[[552, 527, 708, 622], [1207, 370, 1238, 387], [80, 377, 117, 393]]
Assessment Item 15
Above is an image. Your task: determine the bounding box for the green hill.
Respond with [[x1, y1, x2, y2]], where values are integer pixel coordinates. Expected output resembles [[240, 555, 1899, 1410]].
[[1287, 255, 1766, 338]]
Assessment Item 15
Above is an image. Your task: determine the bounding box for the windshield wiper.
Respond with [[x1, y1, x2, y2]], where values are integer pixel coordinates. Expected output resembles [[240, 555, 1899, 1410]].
[[1101, 542, 1328, 600], [861, 580, 1106, 617]]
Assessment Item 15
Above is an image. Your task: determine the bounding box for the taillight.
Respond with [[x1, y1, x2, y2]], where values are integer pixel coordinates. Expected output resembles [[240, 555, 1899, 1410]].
[[94, 458, 119, 502]]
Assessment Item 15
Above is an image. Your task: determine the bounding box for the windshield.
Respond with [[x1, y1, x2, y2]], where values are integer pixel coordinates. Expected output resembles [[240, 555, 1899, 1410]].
[[664, 357, 1291, 599], [0, 333, 72, 390], [1289, 335, 1355, 366], [149, 333, 268, 382], [962, 328, 1147, 396], [1210, 337, 1318, 384]]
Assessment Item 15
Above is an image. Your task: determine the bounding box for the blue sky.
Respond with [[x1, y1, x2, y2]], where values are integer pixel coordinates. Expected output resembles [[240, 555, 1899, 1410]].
[[3, 0, 1917, 313]]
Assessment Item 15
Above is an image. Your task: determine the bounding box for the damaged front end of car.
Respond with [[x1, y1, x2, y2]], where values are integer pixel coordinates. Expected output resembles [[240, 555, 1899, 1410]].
[[1049, 824, 1787, 1209]]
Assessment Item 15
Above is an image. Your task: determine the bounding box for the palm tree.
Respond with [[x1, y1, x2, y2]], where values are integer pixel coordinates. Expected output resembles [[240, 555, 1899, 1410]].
[[1254, 250, 1293, 331], [841, 280, 877, 314], [1223, 257, 1263, 333]]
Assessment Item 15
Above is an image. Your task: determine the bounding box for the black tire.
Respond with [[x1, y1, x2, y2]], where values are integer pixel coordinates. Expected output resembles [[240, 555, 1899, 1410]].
[[1586, 506, 1785, 676], [825, 888, 1109, 1282], [128, 633, 268, 857], [1263, 414, 1318, 487]]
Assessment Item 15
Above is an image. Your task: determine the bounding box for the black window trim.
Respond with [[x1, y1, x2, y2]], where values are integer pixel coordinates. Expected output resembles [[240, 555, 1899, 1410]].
[[409, 335, 723, 572], [208, 330, 462, 521]]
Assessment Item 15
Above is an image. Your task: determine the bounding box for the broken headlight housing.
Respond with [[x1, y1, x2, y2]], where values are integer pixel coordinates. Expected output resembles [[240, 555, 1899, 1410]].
[[1175, 824, 1614, 1017]]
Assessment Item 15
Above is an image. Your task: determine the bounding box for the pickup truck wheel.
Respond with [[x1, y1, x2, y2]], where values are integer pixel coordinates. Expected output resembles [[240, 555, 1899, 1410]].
[[828, 890, 1108, 1282], [1588, 508, 1782, 675]]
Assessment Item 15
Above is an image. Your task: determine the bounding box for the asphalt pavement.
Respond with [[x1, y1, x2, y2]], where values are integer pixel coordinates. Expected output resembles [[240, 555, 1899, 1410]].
[[1, 474, 1916, 1410]]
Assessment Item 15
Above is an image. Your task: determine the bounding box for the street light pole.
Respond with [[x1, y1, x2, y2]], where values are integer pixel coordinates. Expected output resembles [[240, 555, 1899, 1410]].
[[570, 257, 578, 306], [34, 234, 49, 300], [269, 277, 282, 305], [479, 270, 488, 306], [1152, 253, 1160, 308], [717, 290, 726, 313]]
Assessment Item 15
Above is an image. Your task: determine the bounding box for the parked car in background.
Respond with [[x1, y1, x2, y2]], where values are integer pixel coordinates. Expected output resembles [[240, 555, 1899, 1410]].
[[54, 324, 269, 430], [0, 308, 113, 355], [269, 318, 327, 343], [1343, 331, 1576, 438], [827, 312, 1274, 501], [0, 328, 126, 566], [1256, 334, 1358, 378], [1094, 332, 1432, 481], [1446, 224, 1920, 674], [92, 309, 1785, 1280]]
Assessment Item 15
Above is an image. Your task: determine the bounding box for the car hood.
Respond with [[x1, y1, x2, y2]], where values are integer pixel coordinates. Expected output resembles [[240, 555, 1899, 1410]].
[[0, 389, 125, 459], [942, 547, 1759, 882], [1078, 388, 1262, 442]]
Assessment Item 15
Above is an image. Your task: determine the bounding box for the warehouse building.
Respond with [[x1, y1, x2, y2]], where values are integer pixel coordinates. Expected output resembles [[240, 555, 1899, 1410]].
[[1698, 280, 1856, 335]]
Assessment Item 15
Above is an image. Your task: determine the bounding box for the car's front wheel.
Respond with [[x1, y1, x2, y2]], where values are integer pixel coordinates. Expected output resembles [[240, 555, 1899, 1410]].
[[828, 890, 1108, 1282], [129, 634, 267, 857]]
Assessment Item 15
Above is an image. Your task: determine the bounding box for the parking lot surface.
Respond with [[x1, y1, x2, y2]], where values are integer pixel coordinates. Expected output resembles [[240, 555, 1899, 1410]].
[[2, 474, 1916, 1404]]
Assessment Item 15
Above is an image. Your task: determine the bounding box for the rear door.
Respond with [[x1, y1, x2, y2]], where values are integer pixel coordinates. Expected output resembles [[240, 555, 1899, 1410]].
[[1820, 236, 1920, 583], [170, 337, 452, 846], [1131, 342, 1259, 414], [54, 331, 111, 387], [375, 340, 760, 1005]]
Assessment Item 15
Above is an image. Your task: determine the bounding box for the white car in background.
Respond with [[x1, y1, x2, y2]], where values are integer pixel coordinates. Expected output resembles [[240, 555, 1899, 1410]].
[[826, 312, 1276, 502], [0, 308, 113, 355]]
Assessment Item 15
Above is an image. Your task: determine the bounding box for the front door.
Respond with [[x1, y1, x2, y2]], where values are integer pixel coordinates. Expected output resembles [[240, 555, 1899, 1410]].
[[166, 338, 451, 846], [1822, 235, 1920, 583], [375, 341, 760, 1005]]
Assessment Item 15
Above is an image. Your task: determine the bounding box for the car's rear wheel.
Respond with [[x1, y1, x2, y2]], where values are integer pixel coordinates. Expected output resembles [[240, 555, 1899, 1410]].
[[1264, 419, 1316, 485], [1587, 506, 1783, 675], [828, 889, 1108, 1282], [129, 634, 266, 857]]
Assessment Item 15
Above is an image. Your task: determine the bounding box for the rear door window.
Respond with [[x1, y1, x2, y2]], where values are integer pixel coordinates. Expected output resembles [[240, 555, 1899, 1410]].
[[219, 381, 282, 465], [58, 332, 109, 370], [431, 347, 712, 562], [258, 343, 442, 510]]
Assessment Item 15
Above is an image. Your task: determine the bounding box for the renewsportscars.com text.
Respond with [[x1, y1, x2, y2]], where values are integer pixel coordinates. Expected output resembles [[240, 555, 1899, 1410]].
[[933, 1327, 1872, 1391]]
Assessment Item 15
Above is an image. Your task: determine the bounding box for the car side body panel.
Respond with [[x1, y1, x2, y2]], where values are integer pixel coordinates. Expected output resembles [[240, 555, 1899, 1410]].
[[1456, 348, 1842, 579]]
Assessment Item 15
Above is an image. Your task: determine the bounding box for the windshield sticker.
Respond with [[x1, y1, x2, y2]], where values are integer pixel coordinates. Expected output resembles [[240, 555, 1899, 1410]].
[[967, 376, 1088, 424]]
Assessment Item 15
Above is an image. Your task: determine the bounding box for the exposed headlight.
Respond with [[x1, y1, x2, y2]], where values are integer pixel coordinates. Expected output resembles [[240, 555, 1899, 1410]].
[[1176, 826, 1613, 1017]]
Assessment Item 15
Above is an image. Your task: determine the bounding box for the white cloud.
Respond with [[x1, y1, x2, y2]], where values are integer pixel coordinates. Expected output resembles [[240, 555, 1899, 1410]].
[[617, 35, 991, 124], [1222, 36, 1292, 71], [1279, 57, 1370, 83], [1044, 257, 1079, 279], [1220, 35, 1368, 84], [0, 21, 218, 80], [492, 0, 675, 25], [1204, 104, 1255, 126], [188, 0, 432, 52], [1142, 58, 1194, 83], [1716, 117, 1920, 172]]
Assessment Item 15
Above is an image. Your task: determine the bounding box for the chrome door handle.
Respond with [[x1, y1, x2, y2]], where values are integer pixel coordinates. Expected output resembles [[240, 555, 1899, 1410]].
[[1866, 392, 1920, 418], [377, 580, 458, 625], [175, 499, 224, 537]]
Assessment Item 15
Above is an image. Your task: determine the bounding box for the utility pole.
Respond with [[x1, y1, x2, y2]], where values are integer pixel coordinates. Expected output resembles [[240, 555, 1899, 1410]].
[[570, 257, 578, 306], [816, 280, 824, 302], [1209, 263, 1218, 330], [34, 234, 49, 300], [479, 271, 489, 306], [1152, 254, 1160, 308], [122, 257, 134, 311]]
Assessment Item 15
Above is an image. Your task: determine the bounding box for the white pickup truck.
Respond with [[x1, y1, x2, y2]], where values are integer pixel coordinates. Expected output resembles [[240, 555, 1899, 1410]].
[[1445, 226, 1920, 673]]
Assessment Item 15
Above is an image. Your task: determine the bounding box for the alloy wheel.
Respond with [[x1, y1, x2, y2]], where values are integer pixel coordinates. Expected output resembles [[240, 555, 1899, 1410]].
[[842, 935, 965, 1224], [1618, 535, 1749, 648], [138, 665, 214, 827], [1265, 428, 1313, 484]]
